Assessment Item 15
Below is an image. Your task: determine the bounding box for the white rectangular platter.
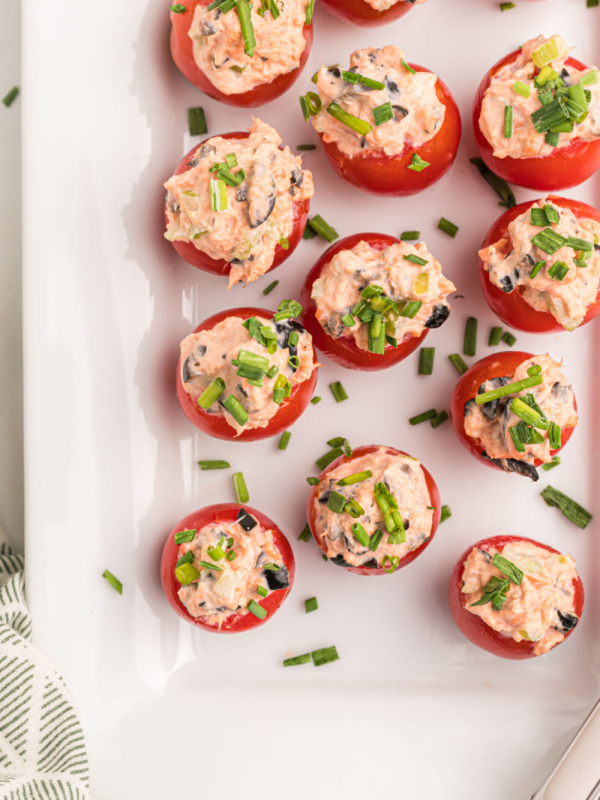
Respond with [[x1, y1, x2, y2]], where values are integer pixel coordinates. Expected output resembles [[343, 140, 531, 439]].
[[23, 0, 600, 796]]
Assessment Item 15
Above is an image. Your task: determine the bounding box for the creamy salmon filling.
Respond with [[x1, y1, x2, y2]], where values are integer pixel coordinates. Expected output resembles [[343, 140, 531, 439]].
[[189, 0, 310, 95], [480, 198, 600, 331], [180, 313, 316, 434], [311, 46, 445, 157], [462, 542, 580, 656], [464, 354, 577, 481], [311, 447, 434, 568], [311, 239, 455, 350], [165, 119, 313, 287], [364, 0, 427, 9], [480, 35, 600, 159], [177, 512, 288, 628]]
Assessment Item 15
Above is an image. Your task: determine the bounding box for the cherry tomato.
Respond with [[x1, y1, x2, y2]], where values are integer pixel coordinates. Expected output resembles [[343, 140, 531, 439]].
[[300, 233, 431, 370], [170, 1, 313, 107], [319, 0, 415, 26], [473, 50, 600, 191], [176, 306, 318, 441], [448, 535, 584, 659], [449, 351, 576, 474], [161, 503, 295, 633], [166, 133, 310, 278], [306, 444, 441, 576], [479, 195, 600, 334], [318, 65, 461, 196]]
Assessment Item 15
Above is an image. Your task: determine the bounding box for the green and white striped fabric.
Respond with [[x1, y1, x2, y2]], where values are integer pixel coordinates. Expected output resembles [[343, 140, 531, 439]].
[[0, 530, 90, 799]]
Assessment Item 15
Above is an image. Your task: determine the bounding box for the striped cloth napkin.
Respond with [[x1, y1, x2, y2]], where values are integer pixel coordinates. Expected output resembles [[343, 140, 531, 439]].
[[0, 528, 90, 799]]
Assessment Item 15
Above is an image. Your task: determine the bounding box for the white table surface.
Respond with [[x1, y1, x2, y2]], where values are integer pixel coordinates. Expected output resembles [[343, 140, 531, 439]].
[[0, 0, 24, 551]]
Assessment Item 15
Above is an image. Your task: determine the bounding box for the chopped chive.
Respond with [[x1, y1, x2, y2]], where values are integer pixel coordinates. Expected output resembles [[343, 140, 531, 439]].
[[312, 646, 340, 666], [438, 218, 459, 237], [566, 236, 593, 252], [373, 102, 393, 126], [327, 491, 347, 514], [2, 87, 19, 108], [382, 555, 400, 574], [401, 231, 420, 241], [274, 298, 302, 321], [431, 411, 449, 429], [501, 331, 517, 347], [469, 157, 516, 209], [530, 208, 549, 227], [400, 301, 422, 318], [547, 261, 569, 281], [337, 470, 372, 487], [256, 586, 268, 598], [341, 313, 355, 327], [306, 476, 320, 485], [175, 563, 201, 585], [198, 377, 226, 409], [302, 225, 316, 243], [409, 409, 437, 425], [305, 0, 315, 23], [440, 505, 452, 523], [296, 144, 316, 151], [327, 435, 351, 451], [198, 460, 231, 470], [316, 447, 343, 471], [210, 178, 227, 211], [419, 347, 435, 375], [236, 0, 256, 56], [278, 431, 291, 451], [322, 554, 328, 561], [403, 253, 428, 266], [545, 131, 560, 147], [345, 498, 364, 519], [464, 317, 478, 357], [489, 327, 503, 346], [530, 260, 545, 279], [102, 569, 123, 595], [544, 204, 560, 224], [368, 529, 384, 552], [541, 486, 592, 529], [298, 524, 312, 542], [310, 396, 321, 405], [223, 395, 248, 426], [174, 529, 196, 544], [500, 1, 515, 8], [197, 562, 222, 573], [188, 107, 207, 136], [514, 80, 530, 98], [504, 105, 513, 138], [408, 153, 430, 172], [307, 214, 339, 243], [170, 4, 187, 11], [402, 59, 416, 75], [509, 398, 548, 429], [305, 597, 318, 614], [247, 599, 267, 619], [492, 553, 523, 585], [283, 653, 312, 667], [176, 551, 194, 568], [588, 0, 600, 6], [233, 472, 249, 503], [263, 280, 279, 296], [226, 550, 236, 561], [581, 69, 599, 86], [549, 421, 562, 450], [329, 381, 348, 403], [448, 353, 468, 375], [327, 102, 373, 136], [351, 523, 370, 548], [542, 456, 561, 471], [509, 424, 525, 453], [475, 374, 542, 404]]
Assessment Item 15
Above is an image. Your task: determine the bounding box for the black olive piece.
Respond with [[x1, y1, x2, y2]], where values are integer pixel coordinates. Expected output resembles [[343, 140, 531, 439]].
[[520, 253, 535, 268], [360, 558, 379, 569], [424, 304, 450, 329], [330, 554, 352, 567], [464, 397, 476, 418], [555, 610, 578, 632], [247, 161, 277, 228], [236, 507, 257, 531], [478, 377, 510, 421], [499, 275, 514, 293], [182, 348, 206, 383], [264, 565, 289, 591], [560, 68, 572, 87], [480, 452, 539, 481], [290, 167, 303, 187], [385, 78, 399, 94], [200, 20, 217, 35], [329, 67, 341, 78], [236, 185, 248, 203], [318, 492, 330, 504], [392, 105, 409, 119]]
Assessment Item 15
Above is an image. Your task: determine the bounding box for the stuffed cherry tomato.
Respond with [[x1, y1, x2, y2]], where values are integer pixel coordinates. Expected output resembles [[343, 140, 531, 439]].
[[164, 121, 312, 287], [319, 0, 427, 27], [473, 34, 600, 191], [303, 45, 461, 196], [170, 0, 313, 108], [450, 351, 577, 481], [449, 535, 584, 659], [306, 444, 441, 576], [177, 304, 318, 441], [300, 232, 455, 370], [479, 195, 600, 334], [161, 503, 295, 633]]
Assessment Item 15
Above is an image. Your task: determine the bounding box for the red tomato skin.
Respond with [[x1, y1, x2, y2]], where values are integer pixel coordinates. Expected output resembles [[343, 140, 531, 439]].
[[176, 306, 319, 441], [473, 50, 600, 191], [166, 132, 310, 277], [318, 65, 461, 196], [449, 351, 575, 474], [448, 535, 584, 659], [478, 195, 600, 334], [300, 233, 431, 371], [161, 503, 295, 633], [170, 1, 313, 107], [318, 0, 413, 26], [306, 444, 441, 576]]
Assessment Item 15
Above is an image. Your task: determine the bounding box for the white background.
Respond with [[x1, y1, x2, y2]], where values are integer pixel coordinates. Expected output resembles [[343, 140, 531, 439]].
[[17, 0, 600, 798]]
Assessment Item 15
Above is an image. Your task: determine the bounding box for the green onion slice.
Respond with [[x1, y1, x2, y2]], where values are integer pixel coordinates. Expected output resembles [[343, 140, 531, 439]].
[[312, 646, 340, 666], [188, 107, 207, 136], [247, 599, 267, 619], [223, 395, 248, 426], [337, 470, 372, 487], [307, 214, 339, 243], [419, 347, 435, 376], [197, 378, 226, 410], [330, 381, 348, 403], [469, 157, 516, 208], [440, 505, 452, 523], [198, 460, 230, 470], [305, 597, 318, 613], [175, 563, 200, 585], [489, 326, 503, 346], [541, 485, 592, 529], [174, 529, 196, 544], [408, 153, 430, 172], [409, 409, 437, 425], [448, 353, 468, 375], [102, 569, 123, 594], [373, 102, 393, 126], [327, 102, 373, 136], [492, 553, 523, 584], [283, 653, 312, 667], [475, 375, 542, 404], [438, 218, 459, 237]]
